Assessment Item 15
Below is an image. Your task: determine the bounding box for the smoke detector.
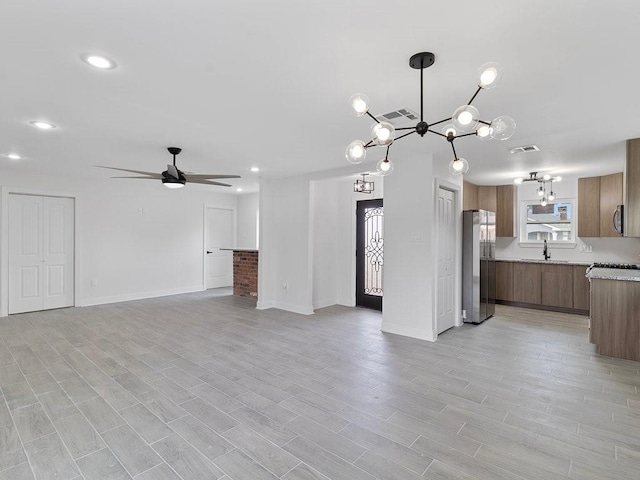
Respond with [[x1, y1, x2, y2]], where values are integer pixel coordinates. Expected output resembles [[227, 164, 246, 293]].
[[509, 145, 539, 154]]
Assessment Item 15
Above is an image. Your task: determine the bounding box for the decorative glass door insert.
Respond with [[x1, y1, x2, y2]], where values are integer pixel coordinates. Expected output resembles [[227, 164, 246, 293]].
[[356, 199, 383, 310]]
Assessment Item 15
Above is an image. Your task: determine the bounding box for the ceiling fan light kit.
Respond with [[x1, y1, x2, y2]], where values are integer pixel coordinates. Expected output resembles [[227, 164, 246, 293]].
[[346, 52, 516, 176], [97, 147, 241, 189]]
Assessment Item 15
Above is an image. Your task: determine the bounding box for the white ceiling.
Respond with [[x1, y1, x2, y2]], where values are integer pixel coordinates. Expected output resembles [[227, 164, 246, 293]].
[[1, 0, 639, 191]]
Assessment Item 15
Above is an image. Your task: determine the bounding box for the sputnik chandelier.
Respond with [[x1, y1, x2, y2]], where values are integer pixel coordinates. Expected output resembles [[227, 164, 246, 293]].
[[514, 172, 562, 206], [345, 52, 516, 176]]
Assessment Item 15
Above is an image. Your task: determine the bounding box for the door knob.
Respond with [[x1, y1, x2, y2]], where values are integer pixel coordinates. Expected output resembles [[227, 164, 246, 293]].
[[206, 251, 213, 254]]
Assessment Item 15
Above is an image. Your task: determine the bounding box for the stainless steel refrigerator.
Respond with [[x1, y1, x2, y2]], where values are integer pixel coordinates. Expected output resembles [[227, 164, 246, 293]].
[[462, 209, 496, 324]]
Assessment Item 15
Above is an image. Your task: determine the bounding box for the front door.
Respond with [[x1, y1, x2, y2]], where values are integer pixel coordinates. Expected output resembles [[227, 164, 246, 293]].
[[436, 187, 456, 333], [356, 199, 383, 311], [205, 207, 234, 289], [9, 194, 75, 314]]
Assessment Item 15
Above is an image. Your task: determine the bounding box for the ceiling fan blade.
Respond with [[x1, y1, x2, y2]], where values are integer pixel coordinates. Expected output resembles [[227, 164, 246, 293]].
[[167, 164, 180, 179], [188, 178, 233, 187], [110, 175, 163, 180], [185, 173, 242, 180], [95, 165, 158, 177]]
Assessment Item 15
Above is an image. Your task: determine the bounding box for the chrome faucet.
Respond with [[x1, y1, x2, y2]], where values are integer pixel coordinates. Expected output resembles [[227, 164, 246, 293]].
[[543, 239, 551, 260]]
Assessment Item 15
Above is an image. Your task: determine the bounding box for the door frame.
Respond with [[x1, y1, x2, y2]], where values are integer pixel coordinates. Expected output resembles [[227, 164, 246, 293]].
[[433, 179, 462, 338], [202, 204, 237, 289], [1, 187, 80, 317]]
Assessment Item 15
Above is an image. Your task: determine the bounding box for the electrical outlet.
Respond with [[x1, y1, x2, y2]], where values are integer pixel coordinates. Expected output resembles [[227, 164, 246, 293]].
[[282, 282, 288, 290], [462, 309, 466, 319], [90, 279, 98, 287]]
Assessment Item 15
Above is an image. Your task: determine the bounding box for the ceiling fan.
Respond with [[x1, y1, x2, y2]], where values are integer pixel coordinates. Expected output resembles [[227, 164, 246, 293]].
[[96, 147, 241, 189]]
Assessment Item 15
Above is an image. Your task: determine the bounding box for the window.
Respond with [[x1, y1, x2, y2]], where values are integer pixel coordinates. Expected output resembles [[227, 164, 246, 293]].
[[519, 199, 575, 244]]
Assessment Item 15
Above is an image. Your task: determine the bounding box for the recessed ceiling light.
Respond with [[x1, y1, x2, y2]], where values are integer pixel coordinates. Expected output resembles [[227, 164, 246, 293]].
[[80, 53, 117, 70], [29, 121, 56, 130], [250, 167, 260, 172], [6, 153, 22, 160], [236, 188, 243, 192]]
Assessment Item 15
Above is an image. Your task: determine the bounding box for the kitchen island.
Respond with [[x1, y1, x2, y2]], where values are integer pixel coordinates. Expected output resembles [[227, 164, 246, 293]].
[[587, 267, 640, 362]]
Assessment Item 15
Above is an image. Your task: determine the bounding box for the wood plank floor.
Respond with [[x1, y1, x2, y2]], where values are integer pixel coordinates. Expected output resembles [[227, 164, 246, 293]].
[[1, 292, 639, 480]]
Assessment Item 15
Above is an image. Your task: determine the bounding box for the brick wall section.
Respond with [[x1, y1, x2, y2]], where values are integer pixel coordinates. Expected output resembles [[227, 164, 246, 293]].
[[233, 251, 258, 297]]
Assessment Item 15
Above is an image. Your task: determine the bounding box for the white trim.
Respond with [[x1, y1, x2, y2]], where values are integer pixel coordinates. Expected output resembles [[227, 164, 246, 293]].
[[256, 300, 314, 315], [1, 187, 80, 317], [313, 298, 336, 310], [381, 320, 436, 342], [433, 178, 463, 337], [336, 296, 354, 307], [80, 284, 204, 307]]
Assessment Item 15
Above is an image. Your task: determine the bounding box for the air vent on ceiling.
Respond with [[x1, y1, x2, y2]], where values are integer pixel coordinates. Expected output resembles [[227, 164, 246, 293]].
[[376, 108, 419, 126], [509, 145, 540, 154]]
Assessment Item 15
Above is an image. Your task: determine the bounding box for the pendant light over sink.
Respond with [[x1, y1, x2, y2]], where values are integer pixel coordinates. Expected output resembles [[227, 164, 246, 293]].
[[345, 52, 516, 176], [514, 172, 562, 206]]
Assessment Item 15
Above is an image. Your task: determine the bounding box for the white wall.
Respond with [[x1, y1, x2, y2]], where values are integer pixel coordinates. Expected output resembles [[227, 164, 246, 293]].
[[496, 174, 640, 263], [0, 170, 238, 314], [237, 193, 259, 249], [257, 176, 313, 315], [311, 179, 339, 309], [381, 152, 438, 341]]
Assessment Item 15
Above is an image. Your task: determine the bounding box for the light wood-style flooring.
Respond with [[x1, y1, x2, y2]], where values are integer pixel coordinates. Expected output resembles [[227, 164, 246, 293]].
[[1, 292, 639, 480]]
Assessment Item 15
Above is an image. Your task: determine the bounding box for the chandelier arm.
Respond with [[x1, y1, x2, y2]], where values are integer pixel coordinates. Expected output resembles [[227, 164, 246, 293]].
[[456, 132, 477, 138], [478, 119, 492, 126], [450, 141, 458, 160], [427, 130, 448, 138], [385, 145, 391, 160], [364, 140, 375, 148], [394, 131, 417, 142], [366, 111, 380, 123], [429, 117, 453, 128], [467, 86, 482, 106], [395, 127, 416, 131]]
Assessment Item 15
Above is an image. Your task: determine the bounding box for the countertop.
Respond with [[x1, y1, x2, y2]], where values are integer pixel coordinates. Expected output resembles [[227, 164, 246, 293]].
[[495, 258, 591, 266], [586, 267, 640, 282], [219, 248, 259, 252]]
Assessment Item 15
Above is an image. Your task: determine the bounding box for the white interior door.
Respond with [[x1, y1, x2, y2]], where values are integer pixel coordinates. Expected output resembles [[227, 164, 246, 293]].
[[9, 194, 75, 314], [205, 207, 234, 289], [437, 187, 456, 333]]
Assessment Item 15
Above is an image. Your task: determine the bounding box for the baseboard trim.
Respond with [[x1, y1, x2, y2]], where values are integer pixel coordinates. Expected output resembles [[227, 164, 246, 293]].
[[313, 298, 336, 310], [381, 321, 436, 342], [497, 300, 588, 316], [256, 300, 314, 316], [80, 285, 205, 307], [336, 297, 355, 307]]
